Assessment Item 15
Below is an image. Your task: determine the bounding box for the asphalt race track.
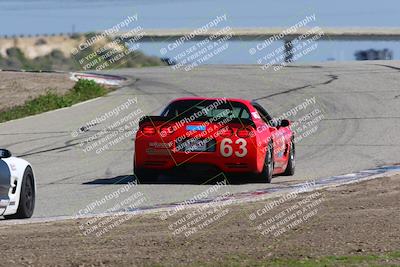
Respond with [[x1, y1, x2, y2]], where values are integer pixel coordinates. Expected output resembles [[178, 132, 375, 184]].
[[1, 61, 399, 218]]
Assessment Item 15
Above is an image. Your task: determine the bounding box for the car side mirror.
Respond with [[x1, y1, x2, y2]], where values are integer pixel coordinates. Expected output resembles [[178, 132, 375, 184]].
[[279, 119, 290, 127], [0, 149, 12, 159]]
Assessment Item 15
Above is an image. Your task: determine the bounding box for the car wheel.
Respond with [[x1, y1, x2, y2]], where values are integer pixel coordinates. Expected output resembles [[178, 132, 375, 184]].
[[283, 140, 295, 176], [4, 167, 35, 219], [255, 142, 274, 183]]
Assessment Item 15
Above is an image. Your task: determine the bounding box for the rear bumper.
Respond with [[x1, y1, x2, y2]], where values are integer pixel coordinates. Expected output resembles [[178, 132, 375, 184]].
[[135, 150, 259, 173]]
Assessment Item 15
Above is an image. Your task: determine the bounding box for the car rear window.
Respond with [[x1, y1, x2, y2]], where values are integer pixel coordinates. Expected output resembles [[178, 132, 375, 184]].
[[161, 100, 251, 119]]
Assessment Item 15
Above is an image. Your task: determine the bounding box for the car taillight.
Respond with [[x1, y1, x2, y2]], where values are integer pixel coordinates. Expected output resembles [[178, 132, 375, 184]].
[[218, 126, 234, 138], [237, 127, 252, 138], [160, 125, 175, 137], [142, 125, 156, 135]]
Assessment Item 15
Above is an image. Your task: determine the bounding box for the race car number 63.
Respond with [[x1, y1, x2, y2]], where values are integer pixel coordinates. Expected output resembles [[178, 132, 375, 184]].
[[220, 138, 247, 157]]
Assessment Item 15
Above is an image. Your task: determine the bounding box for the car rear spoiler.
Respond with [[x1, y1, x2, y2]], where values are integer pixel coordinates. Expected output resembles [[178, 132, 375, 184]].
[[139, 116, 255, 127]]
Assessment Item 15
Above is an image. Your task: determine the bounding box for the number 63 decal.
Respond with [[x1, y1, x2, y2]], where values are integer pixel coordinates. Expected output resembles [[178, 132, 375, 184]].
[[220, 138, 248, 157]]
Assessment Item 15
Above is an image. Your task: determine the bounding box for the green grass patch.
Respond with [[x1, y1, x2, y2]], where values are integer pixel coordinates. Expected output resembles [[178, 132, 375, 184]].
[[0, 79, 108, 123]]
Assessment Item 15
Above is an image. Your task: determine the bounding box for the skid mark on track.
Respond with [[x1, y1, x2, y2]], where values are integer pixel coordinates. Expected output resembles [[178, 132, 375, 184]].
[[1, 134, 67, 149], [373, 64, 400, 99], [298, 143, 400, 147], [134, 78, 199, 97], [322, 116, 400, 121], [374, 64, 400, 71], [253, 74, 338, 101], [18, 140, 81, 157]]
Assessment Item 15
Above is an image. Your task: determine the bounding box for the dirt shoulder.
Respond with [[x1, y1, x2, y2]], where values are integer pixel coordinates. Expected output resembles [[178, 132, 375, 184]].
[[0, 175, 399, 266], [0, 71, 74, 111]]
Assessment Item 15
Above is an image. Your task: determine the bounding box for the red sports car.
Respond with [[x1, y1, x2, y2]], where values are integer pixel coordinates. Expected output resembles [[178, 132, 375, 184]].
[[134, 97, 295, 183]]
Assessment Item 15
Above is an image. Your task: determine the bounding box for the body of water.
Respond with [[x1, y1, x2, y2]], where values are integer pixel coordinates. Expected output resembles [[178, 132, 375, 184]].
[[1, 0, 399, 63]]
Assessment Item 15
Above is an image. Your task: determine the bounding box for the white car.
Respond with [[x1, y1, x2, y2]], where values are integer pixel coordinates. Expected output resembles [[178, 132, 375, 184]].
[[0, 149, 36, 219]]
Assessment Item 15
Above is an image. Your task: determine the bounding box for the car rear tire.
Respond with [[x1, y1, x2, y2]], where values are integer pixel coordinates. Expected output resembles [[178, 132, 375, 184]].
[[283, 140, 295, 176], [4, 167, 35, 219], [255, 142, 274, 183]]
